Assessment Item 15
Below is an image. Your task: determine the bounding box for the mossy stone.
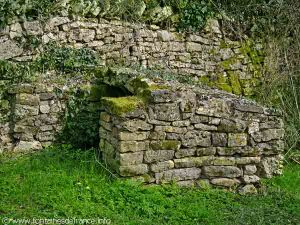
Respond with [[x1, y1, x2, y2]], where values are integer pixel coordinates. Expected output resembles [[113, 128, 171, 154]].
[[150, 140, 181, 150], [228, 71, 242, 95], [102, 96, 144, 116]]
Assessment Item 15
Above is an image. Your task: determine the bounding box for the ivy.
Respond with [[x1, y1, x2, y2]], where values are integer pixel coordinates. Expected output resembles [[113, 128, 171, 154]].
[[178, 0, 214, 32]]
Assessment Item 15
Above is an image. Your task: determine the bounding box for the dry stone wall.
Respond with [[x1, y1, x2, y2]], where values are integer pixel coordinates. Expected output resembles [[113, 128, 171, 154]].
[[100, 80, 284, 193], [0, 72, 103, 153], [1, 17, 263, 96]]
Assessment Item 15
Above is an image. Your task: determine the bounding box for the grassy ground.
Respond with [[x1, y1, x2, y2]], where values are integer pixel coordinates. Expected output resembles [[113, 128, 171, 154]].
[[0, 146, 299, 225]]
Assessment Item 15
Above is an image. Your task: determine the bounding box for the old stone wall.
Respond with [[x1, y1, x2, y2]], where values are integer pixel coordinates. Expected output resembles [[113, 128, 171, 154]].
[[0, 17, 263, 96], [0, 72, 104, 152], [100, 80, 284, 193]]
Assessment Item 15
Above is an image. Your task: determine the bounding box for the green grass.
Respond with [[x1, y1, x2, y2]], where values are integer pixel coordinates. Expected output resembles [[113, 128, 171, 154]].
[[0, 146, 299, 225]]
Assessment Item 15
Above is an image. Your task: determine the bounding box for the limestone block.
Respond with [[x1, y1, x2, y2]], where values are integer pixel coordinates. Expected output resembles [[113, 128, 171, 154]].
[[175, 149, 196, 158], [194, 123, 217, 131], [196, 147, 216, 156], [119, 164, 148, 177], [151, 103, 180, 121], [154, 126, 187, 134], [14, 141, 42, 152], [172, 120, 191, 127], [155, 167, 201, 183], [149, 131, 166, 140], [24, 21, 43, 35], [212, 133, 228, 147], [144, 150, 175, 163], [211, 178, 240, 187], [100, 112, 111, 123], [238, 184, 257, 195], [150, 140, 181, 150], [228, 133, 248, 147], [203, 166, 242, 178], [118, 141, 149, 153], [244, 165, 257, 175], [150, 160, 174, 173], [258, 155, 283, 178], [174, 156, 214, 168], [187, 42, 203, 52], [118, 132, 149, 141], [218, 119, 247, 133], [9, 23, 23, 38], [40, 104, 51, 114], [251, 129, 284, 142], [36, 132, 54, 142], [235, 157, 260, 165], [16, 94, 40, 106], [217, 147, 239, 156], [212, 157, 236, 166], [15, 105, 39, 119], [182, 131, 211, 147], [0, 40, 23, 60], [190, 115, 209, 124], [157, 30, 174, 41], [121, 119, 153, 132], [39, 93, 55, 100], [242, 175, 260, 184], [120, 152, 144, 166], [187, 34, 210, 44]]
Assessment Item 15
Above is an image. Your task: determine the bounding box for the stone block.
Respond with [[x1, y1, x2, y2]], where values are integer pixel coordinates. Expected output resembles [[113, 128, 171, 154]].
[[212, 157, 236, 166], [203, 166, 242, 178], [175, 149, 196, 158], [119, 141, 149, 153], [0, 40, 23, 60], [121, 119, 153, 132], [242, 175, 260, 184], [118, 132, 149, 141], [174, 156, 214, 168], [152, 103, 180, 121], [211, 178, 240, 187], [212, 133, 228, 146], [14, 141, 42, 152], [218, 119, 247, 133], [150, 160, 174, 173], [217, 147, 239, 156], [238, 184, 257, 195], [194, 123, 217, 131], [40, 104, 51, 114], [24, 21, 43, 35], [100, 112, 111, 123], [228, 133, 248, 147], [251, 129, 284, 142], [149, 131, 166, 140], [144, 150, 175, 163], [182, 131, 211, 147], [120, 152, 144, 166], [119, 164, 148, 177], [150, 140, 181, 150], [235, 157, 260, 165], [196, 147, 216, 156], [155, 167, 201, 183], [244, 165, 257, 175]]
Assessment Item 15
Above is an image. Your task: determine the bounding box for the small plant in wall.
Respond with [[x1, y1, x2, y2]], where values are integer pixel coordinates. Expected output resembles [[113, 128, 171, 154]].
[[177, 0, 214, 32]]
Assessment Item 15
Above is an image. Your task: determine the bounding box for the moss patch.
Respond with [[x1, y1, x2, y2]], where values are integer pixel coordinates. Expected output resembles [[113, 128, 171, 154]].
[[150, 140, 181, 150], [102, 96, 144, 116], [228, 71, 242, 95]]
